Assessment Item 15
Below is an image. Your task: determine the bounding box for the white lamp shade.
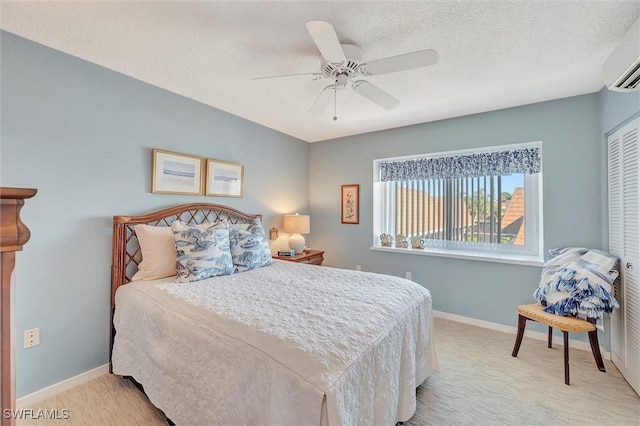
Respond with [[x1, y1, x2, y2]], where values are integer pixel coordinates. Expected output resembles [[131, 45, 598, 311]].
[[283, 214, 310, 254], [283, 214, 310, 234]]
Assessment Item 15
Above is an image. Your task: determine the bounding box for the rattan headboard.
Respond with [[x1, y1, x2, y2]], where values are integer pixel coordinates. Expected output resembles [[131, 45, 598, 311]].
[[111, 203, 262, 307]]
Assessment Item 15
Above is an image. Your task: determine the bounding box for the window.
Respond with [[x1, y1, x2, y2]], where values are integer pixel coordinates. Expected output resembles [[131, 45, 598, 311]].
[[373, 142, 543, 262]]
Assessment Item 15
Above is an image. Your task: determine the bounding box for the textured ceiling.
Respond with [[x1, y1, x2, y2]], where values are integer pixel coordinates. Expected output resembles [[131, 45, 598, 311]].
[[2, 1, 639, 142]]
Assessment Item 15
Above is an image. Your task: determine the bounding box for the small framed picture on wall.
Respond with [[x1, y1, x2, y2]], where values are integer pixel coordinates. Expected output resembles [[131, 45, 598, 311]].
[[206, 158, 244, 197], [341, 184, 359, 224], [151, 149, 204, 195]]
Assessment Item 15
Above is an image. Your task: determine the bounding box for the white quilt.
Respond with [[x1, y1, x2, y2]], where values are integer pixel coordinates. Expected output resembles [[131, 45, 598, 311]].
[[112, 260, 436, 425]]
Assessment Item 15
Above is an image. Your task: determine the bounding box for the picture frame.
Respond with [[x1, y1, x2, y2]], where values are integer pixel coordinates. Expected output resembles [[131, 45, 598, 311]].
[[206, 158, 244, 197], [341, 184, 359, 224], [269, 227, 279, 240], [151, 149, 204, 195]]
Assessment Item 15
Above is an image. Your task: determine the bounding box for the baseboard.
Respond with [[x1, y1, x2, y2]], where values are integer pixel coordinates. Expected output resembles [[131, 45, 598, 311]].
[[433, 310, 611, 359], [16, 364, 110, 408]]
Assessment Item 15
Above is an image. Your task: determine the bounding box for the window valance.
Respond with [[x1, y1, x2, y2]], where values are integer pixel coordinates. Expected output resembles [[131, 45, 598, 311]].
[[379, 146, 540, 182]]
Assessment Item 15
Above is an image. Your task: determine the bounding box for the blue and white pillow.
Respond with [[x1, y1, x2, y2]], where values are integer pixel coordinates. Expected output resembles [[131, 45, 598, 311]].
[[171, 220, 234, 283], [230, 219, 273, 273]]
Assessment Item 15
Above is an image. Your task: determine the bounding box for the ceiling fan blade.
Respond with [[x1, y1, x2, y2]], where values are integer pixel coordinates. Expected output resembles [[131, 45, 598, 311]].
[[364, 49, 439, 75], [253, 72, 324, 82], [351, 80, 399, 109], [309, 85, 335, 115], [305, 20, 346, 64]]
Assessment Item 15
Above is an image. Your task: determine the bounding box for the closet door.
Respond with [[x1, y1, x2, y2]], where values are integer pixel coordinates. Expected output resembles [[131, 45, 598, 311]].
[[609, 116, 640, 395]]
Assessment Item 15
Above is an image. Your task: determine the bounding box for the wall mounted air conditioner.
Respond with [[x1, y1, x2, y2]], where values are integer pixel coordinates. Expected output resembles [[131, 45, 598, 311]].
[[602, 16, 640, 92]]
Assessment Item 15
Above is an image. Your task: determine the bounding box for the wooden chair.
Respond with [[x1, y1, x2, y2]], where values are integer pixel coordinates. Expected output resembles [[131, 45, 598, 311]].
[[511, 303, 606, 385]]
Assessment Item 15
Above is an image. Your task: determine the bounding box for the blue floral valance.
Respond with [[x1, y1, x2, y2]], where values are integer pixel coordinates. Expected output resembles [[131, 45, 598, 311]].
[[379, 146, 540, 182]]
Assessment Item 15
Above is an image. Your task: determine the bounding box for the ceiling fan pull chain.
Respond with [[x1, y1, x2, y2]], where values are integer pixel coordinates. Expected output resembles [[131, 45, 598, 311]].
[[333, 79, 338, 121]]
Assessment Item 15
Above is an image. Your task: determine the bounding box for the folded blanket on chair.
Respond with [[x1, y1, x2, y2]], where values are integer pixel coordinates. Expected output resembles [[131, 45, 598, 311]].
[[533, 247, 619, 331]]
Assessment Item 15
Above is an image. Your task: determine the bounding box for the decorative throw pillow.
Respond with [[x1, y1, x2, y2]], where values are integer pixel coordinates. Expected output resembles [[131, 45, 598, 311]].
[[198, 221, 250, 231], [230, 222, 251, 231], [131, 225, 177, 281], [171, 220, 234, 283], [229, 218, 274, 273]]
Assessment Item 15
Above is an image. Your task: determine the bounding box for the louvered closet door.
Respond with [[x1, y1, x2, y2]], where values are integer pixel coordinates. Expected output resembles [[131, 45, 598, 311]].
[[609, 127, 624, 369], [609, 116, 640, 396]]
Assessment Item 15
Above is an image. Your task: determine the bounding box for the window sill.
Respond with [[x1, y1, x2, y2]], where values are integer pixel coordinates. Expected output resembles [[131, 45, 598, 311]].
[[369, 245, 544, 267]]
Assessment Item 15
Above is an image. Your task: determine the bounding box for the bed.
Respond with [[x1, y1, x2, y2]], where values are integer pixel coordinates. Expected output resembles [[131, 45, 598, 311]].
[[110, 203, 436, 425]]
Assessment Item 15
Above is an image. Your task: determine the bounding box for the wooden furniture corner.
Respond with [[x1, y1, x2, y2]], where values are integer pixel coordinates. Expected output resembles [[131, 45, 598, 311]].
[[273, 250, 325, 266], [1, 187, 37, 426]]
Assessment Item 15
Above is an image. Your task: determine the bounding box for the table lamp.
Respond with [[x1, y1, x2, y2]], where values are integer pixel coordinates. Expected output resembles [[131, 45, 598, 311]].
[[283, 213, 310, 254]]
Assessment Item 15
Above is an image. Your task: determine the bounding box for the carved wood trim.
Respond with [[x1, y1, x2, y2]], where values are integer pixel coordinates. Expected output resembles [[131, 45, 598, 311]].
[[1, 187, 36, 426], [0, 188, 36, 253]]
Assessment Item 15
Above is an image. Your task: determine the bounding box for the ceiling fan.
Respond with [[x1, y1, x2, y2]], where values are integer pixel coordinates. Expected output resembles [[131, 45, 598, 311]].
[[253, 20, 439, 119]]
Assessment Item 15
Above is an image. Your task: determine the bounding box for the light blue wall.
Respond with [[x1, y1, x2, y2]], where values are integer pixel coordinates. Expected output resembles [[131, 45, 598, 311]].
[[0, 32, 309, 398], [309, 94, 604, 337]]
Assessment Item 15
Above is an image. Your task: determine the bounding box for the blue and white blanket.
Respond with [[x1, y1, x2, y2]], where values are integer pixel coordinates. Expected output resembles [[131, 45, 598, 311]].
[[533, 247, 619, 331]]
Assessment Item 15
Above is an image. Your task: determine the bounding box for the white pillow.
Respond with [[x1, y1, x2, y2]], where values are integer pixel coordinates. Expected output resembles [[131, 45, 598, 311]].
[[172, 220, 234, 283], [131, 225, 177, 281]]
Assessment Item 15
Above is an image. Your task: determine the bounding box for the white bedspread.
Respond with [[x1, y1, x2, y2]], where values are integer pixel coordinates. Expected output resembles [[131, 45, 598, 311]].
[[112, 260, 436, 425]]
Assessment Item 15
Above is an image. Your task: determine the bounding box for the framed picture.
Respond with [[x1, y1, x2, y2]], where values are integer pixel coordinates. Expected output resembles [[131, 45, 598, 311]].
[[341, 184, 359, 224], [269, 227, 279, 240], [206, 159, 244, 197], [151, 149, 204, 195]]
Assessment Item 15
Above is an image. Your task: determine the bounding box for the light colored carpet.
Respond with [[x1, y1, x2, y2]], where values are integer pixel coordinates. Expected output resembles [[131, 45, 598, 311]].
[[409, 319, 639, 426], [19, 318, 640, 425]]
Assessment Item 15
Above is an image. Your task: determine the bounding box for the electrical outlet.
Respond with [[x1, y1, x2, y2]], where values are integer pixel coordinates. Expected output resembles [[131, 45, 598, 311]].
[[405, 272, 412, 281], [24, 328, 40, 349], [356, 265, 361, 271]]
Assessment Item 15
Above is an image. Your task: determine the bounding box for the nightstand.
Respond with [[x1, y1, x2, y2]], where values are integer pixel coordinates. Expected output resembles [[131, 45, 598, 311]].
[[273, 250, 324, 266]]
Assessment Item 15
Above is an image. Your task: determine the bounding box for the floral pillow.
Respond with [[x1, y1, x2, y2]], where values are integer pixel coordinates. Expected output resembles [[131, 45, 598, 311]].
[[171, 220, 234, 283], [229, 219, 273, 273]]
